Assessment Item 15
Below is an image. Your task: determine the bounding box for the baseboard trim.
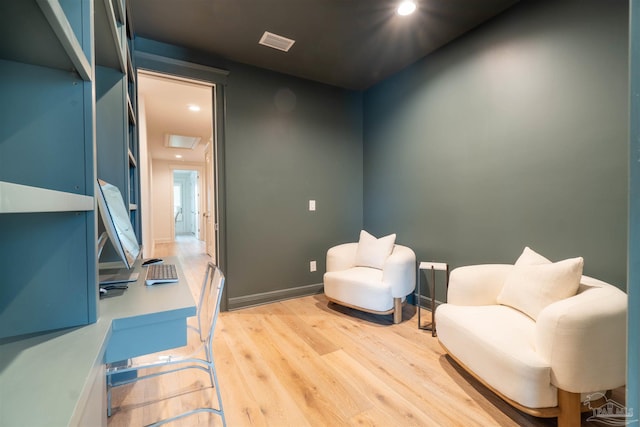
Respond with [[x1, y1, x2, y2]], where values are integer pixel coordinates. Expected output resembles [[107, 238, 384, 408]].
[[154, 238, 173, 244], [228, 283, 325, 310], [414, 293, 445, 310]]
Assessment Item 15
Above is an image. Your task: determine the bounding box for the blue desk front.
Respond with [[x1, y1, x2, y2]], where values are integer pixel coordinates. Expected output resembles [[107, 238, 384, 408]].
[[100, 256, 197, 363]]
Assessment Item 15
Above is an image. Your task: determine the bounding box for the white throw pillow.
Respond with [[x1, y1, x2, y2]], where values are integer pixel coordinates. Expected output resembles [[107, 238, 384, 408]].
[[515, 246, 552, 266], [354, 230, 396, 270], [497, 256, 584, 320]]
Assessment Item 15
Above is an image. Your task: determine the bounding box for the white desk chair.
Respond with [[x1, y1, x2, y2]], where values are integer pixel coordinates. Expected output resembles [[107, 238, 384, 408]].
[[188, 261, 219, 342], [106, 262, 226, 426]]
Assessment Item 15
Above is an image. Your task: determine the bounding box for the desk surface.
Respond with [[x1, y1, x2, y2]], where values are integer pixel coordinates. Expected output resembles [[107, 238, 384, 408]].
[[0, 256, 196, 427], [101, 258, 196, 330]]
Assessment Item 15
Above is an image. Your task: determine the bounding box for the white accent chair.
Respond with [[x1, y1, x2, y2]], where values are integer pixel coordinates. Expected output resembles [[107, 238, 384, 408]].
[[436, 247, 627, 427], [323, 232, 416, 323]]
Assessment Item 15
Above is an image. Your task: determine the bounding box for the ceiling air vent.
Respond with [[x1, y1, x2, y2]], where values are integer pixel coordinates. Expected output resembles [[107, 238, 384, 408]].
[[259, 31, 295, 52]]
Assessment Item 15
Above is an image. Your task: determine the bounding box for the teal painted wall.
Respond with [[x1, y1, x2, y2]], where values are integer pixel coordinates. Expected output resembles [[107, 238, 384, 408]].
[[135, 39, 363, 305], [225, 65, 363, 301], [363, 0, 629, 297]]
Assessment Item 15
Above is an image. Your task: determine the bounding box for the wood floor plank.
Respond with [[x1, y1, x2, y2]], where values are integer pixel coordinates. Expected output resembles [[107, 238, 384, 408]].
[[262, 315, 373, 417], [232, 305, 368, 424], [219, 310, 313, 426], [323, 349, 441, 426], [324, 314, 491, 426], [249, 299, 342, 355], [213, 316, 270, 426]]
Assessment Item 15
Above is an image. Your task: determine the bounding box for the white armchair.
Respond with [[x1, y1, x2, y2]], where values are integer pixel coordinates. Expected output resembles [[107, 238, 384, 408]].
[[436, 247, 627, 427], [323, 232, 416, 324]]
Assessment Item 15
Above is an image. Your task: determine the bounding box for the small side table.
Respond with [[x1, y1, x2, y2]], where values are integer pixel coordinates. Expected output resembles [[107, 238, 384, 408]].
[[417, 261, 449, 337]]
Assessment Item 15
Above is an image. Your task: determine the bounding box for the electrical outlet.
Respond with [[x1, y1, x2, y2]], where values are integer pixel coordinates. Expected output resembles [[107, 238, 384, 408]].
[[310, 260, 317, 272], [309, 200, 316, 211]]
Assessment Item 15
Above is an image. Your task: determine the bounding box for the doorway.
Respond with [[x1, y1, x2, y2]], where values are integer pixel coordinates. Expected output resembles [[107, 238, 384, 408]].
[[137, 70, 218, 263]]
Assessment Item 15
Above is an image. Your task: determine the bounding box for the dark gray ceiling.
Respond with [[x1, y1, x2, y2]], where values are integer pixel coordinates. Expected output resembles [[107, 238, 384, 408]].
[[130, 0, 519, 90]]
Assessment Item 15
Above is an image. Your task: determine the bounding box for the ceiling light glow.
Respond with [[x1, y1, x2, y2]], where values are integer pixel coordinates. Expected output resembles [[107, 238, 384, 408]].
[[164, 134, 201, 149], [188, 104, 201, 112], [397, 0, 416, 16], [175, 154, 183, 159]]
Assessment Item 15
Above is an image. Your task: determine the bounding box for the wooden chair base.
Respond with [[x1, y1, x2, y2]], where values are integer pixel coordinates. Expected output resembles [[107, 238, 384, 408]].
[[439, 341, 610, 427]]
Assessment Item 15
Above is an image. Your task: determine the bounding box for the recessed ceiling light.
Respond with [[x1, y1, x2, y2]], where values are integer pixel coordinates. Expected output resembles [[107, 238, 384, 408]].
[[175, 154, 183, 159], [188, 104, 201, 112], [397, 0, 416, 16]]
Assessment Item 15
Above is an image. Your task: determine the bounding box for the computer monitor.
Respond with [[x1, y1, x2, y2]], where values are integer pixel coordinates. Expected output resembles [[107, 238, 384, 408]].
[[96, 179, 141, 270]]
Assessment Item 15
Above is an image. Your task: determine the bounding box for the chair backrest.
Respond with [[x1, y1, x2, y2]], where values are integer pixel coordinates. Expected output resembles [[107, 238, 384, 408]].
[[195, 262, 212, 341], [197, 262, 225, 351]]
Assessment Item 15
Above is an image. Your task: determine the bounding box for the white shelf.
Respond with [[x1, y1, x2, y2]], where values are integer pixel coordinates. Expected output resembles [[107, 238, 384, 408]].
[[0, 0, 91, 81], [128, 149, 137, 167], [127, 93, 136, 125], [127, 45, 136, 83], [37, 0, 92, 81], [112, 0, 126, 24], [95, 0, 126, 71], [0, 181, 93, 213]]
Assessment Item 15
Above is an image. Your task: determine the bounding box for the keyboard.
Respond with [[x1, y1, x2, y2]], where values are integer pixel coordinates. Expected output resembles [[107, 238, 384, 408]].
[[145, 263, 178, 286]]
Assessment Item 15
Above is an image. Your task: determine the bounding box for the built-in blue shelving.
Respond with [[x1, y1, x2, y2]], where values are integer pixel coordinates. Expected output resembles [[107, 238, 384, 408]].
[[0, 0, 139, 339]]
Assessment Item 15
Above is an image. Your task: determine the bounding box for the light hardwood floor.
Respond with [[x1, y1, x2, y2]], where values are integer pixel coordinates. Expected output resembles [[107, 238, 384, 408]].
[[107, 237, 624, 426]]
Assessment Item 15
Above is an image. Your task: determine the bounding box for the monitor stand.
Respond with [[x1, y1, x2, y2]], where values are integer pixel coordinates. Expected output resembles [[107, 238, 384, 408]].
[[99, 269, 140, 285]]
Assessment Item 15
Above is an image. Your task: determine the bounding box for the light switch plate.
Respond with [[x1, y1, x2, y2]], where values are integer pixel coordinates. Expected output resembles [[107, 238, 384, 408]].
[[309, 200, 316, 211]]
